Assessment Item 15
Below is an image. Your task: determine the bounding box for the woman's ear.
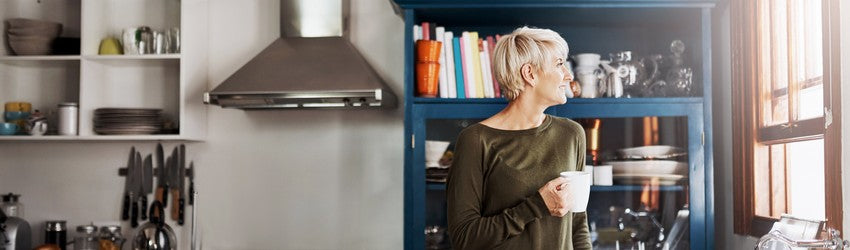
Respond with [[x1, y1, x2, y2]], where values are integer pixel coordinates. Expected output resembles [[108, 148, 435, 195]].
[[521, 63, 536, 87]]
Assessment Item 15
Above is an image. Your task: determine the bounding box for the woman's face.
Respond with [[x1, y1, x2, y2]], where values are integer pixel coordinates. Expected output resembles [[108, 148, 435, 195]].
[[531, 54, 573, 105]]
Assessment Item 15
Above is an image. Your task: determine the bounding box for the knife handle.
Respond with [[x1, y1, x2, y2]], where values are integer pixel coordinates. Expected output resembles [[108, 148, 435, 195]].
[[156, 186, 169, 208], [140, 195, 148, 221], [188, 181, 194, 205], [121, 194, 130, 220], [178, 197, 185, 225], [171, 189, 180, 221], [131, 195, 139, 228]]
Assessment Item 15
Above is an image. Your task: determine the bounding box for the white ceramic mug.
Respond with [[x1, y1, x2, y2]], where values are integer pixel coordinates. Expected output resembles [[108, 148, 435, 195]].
[[574, 53, 601, 67], [593, 165, 613, 186], [577, 69, 603, 98], [424, 140, 450, 168], [560, 171, 591, 213]]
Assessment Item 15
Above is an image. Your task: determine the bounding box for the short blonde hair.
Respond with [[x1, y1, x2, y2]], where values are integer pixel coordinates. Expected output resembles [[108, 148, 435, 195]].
[[492, 27, 569, 101]]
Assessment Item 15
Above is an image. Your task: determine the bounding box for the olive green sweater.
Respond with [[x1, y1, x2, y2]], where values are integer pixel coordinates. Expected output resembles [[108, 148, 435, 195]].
[[447, 115, 591, 250]]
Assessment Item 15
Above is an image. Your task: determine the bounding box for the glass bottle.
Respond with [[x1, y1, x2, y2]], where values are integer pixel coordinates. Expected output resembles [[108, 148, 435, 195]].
[[98, 225, 124, 250], [74, 223, 99, 250], [45, 220, 67, 250]]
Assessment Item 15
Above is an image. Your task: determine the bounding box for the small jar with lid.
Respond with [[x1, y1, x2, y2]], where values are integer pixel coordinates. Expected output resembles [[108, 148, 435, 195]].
[[74, 223, 98, 250], [98, 225, 124, 250], [45, 220, 67, 250], [57, 102, 78, 135]]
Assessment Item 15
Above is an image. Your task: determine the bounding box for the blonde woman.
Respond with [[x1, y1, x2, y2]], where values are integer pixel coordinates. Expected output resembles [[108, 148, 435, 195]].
[[447, 27, 591, 250]]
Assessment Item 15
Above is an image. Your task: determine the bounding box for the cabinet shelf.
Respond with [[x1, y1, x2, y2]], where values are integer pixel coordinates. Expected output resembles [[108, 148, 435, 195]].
[[413, 97, 703, 104], [0, 0, 208, 142], [0, 135, 198, 141], [426, 183, 684, 192], [0, 56, 81, 61], [84, 54, 181, 60], [400, 1, 715, 249]]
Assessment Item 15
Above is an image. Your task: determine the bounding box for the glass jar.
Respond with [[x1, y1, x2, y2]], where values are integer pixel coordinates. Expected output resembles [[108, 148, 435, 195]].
[[45, 220, 67, 250], [74, 223, 98, 250], [98, 225, 124, 250], [57, 102, 78, 135], [1, 193, 23, 218]]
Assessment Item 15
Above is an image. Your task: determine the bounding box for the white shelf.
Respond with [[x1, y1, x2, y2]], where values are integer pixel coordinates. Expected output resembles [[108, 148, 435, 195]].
[[0, 135, 198, 141], [0, 0, 207, 142], [84, 54, 181, 60], [0, 56, 82, 61]]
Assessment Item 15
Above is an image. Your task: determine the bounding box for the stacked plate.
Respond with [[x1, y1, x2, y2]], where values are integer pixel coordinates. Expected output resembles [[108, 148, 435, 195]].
[[426, 167, 449, 183], [94, 108, 162, 135], [607, 145, 688, 186]]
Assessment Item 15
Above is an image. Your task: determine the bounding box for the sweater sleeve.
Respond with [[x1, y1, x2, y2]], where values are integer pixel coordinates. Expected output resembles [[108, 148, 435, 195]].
[[571, 122, 592, 249], [446, 128, 549, 250]]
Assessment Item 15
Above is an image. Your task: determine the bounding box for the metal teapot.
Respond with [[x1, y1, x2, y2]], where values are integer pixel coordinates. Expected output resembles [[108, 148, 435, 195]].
[[133, 201, 176, 250]]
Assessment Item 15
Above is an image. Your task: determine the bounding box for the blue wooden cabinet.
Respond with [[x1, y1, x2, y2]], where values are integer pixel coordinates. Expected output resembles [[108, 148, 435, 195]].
[[394, 1, 715, 249]]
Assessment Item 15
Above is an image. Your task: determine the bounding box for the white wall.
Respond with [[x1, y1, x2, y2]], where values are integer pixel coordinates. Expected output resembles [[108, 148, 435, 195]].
[[0, 0, 405, 249]]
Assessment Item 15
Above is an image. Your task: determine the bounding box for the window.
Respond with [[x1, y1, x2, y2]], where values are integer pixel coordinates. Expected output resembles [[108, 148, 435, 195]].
[[732, 0, 842, 236]]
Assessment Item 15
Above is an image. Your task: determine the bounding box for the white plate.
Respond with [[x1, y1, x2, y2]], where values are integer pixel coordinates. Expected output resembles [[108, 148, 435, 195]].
[[617, 145, 686, 160], [613, 174, 686, 185], [606, 160, 688, 175]]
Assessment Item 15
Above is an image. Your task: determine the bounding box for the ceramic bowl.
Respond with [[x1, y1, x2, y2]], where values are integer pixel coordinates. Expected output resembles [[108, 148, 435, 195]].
[[0, 123, 18, 135], [4, 111, 30, 122]]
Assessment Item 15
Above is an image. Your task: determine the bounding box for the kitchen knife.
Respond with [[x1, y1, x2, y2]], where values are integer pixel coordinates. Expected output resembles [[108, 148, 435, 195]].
[[140, 154, 153, 221], [156, 143, 169, 208], [131, 151, 142, 228], [171, 146, 181, 221], [121, 147, 135, 221], [188, 161, 195, 205], [177, 144, 186, 225]]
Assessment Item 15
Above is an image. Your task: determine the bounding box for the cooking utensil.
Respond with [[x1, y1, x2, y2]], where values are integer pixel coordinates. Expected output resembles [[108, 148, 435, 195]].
[[132, 151, 142, 228], [190, 190, 197, 250], [188, 161, 194, 205], [170, 147, 180, 221], [155, 143, 168, 208], [662, 206, 689, 249], [121, 147, 135, 221], [177, 144, 186, 225], [133, 201, 176, 250], [140, 154, 152, 221]]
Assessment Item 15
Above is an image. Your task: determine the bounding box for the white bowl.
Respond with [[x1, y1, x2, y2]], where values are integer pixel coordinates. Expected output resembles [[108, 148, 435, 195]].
[[425, 140, 450, 168]]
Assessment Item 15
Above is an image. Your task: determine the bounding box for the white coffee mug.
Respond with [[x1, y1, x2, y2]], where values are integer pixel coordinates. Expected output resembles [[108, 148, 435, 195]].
[[593, 165, 613, 186], [560, 171, 591, 213]]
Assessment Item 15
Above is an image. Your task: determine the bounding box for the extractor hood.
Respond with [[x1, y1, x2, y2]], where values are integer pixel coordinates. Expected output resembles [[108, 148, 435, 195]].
[[204, 0, 396, 109]]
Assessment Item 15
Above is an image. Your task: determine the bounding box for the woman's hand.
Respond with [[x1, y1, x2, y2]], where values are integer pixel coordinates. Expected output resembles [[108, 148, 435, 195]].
[[538, 177, 573, 217]]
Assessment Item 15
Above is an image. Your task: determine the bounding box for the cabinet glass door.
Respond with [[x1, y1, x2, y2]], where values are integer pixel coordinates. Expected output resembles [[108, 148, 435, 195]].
[[419, 116, 692, 249]]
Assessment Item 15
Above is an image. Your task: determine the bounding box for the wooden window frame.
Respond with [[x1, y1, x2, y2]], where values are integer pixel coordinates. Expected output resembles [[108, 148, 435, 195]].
[[732, 0, 842, 237]]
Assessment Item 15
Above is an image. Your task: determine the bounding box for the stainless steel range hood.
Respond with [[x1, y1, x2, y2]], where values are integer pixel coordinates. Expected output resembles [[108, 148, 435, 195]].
[[204, 0, 396, 109]]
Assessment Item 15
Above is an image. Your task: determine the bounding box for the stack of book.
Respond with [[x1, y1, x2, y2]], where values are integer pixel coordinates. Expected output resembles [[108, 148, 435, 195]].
[[414, 22, 503, 99]]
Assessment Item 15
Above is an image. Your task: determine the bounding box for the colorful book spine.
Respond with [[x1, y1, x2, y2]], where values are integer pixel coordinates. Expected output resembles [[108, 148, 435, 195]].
[[481, 40, 494, 98], [452, 37, 465, 99], [444, 31, 457, 98], [470, 32, 484, 98], [487, 36, 501, 98], [436, 27, 448, 98], [421, 22, 430, 40], [461, 32, 476, 98]]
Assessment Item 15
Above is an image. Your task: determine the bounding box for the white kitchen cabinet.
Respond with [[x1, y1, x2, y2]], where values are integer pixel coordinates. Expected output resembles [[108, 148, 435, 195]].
[[0, 0, 208, 141]]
